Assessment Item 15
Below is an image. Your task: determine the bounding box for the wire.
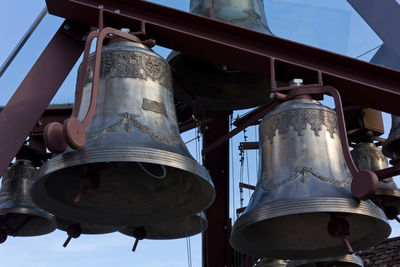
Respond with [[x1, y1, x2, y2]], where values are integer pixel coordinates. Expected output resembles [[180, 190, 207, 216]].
[[355, 44, 382, 59], [186, 237, 192, 267], [230, 114, 236, 221]]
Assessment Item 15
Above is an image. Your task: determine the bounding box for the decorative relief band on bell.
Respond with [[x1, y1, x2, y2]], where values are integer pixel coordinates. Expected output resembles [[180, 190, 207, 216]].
[[261, 167, 352, 192], [84, 51, 172, 89], [262, 108, 338, 143], [142, 98, 168, 117], [352, 149, 387, 165], [87, 112, 181, 145]]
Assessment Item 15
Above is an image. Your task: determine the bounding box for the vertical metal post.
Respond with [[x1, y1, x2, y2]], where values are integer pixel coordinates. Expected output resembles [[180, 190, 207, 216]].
[[0, 21, 87, 177], [202, 111, 232, 267]]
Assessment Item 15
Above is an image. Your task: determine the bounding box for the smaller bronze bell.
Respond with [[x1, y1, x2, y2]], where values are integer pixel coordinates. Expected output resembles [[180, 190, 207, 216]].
[[56, 217, 121, 247], [382, 115, 400, 161], [0, 160, 56, 242], [351, 142, 400, 221], [120, 212, 207, 251], [288, 254, 364, 267], [255, 259, 288, 267]]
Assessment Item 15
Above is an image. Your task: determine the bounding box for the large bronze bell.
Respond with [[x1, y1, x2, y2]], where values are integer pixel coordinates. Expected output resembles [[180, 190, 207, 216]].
[[0, 160, 55, 242], [230, 98, 390, 259], [383, 115, 400, 161], [31, 39, 215, 226], [168, 0, 273, 111], [255, 259, 288, 267], [351, 142, 400, 221], [289, 254, 364, 267], [120, 212, 207, 251]]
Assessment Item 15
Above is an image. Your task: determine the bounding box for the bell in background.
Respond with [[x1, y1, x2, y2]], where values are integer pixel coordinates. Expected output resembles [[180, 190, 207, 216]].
[[31, 38, 215, 226], [383, 115, 400, 162], [167, 0, 274, 111], [56, 217, 122, 248], [230, 98, 390, 259], [120, 212, 207, 251], [254, 259, 288, 267], [288, 254, 364, 267], [0, 160, 56, 242], [351, 142, 400, 221]]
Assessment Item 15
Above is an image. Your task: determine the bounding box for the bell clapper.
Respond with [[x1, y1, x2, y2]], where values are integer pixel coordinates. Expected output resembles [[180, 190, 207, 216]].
[[131, 227, 146, 252], [12, 215, 35, 236], [327, 216, 354, 254], [74, 169, 100, 205], [63, 224, 82, 248]]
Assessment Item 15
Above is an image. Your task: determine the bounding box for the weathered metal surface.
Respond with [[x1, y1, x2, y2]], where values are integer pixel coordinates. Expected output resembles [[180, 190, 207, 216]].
[[31, 40, 215, 226]]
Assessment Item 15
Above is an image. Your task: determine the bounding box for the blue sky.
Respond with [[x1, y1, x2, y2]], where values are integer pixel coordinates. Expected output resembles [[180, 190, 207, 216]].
[[0, 1, 398, 266]]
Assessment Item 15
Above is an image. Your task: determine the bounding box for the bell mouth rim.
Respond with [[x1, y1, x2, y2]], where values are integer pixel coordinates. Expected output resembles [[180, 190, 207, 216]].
[[119, 214, 208, 240], [36, 147, 212, 186], [288, 254, 364, 267], [0, 206, 56, 236], [230, 197, 390, 259], [31, 147, 215, 226], [255, 259, 287, 266], [56, 218, 121, 235], [232, 198, 387, 230]]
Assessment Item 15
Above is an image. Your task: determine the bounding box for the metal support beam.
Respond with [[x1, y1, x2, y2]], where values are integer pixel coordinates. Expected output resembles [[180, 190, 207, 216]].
[[45, 0, 400, 115], [202, 112, 232, 267], [0, 21, 87, 177]]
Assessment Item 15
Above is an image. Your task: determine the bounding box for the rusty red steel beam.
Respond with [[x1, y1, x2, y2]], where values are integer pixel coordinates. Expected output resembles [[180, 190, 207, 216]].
[[203, 101, 279, 155], [239, 142, 259, 150], [239, 182, 256, 191], [202, 112, 232, 267], [0, 21, 88, 177], [45, 0, 400, 115]]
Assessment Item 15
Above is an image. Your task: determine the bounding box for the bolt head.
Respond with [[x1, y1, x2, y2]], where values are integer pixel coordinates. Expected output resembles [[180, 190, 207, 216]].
[[98, 4, 104, 8], [63, 24, 70, 30], [115, 9, 120, 13], [289, 78, 303, 87]]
